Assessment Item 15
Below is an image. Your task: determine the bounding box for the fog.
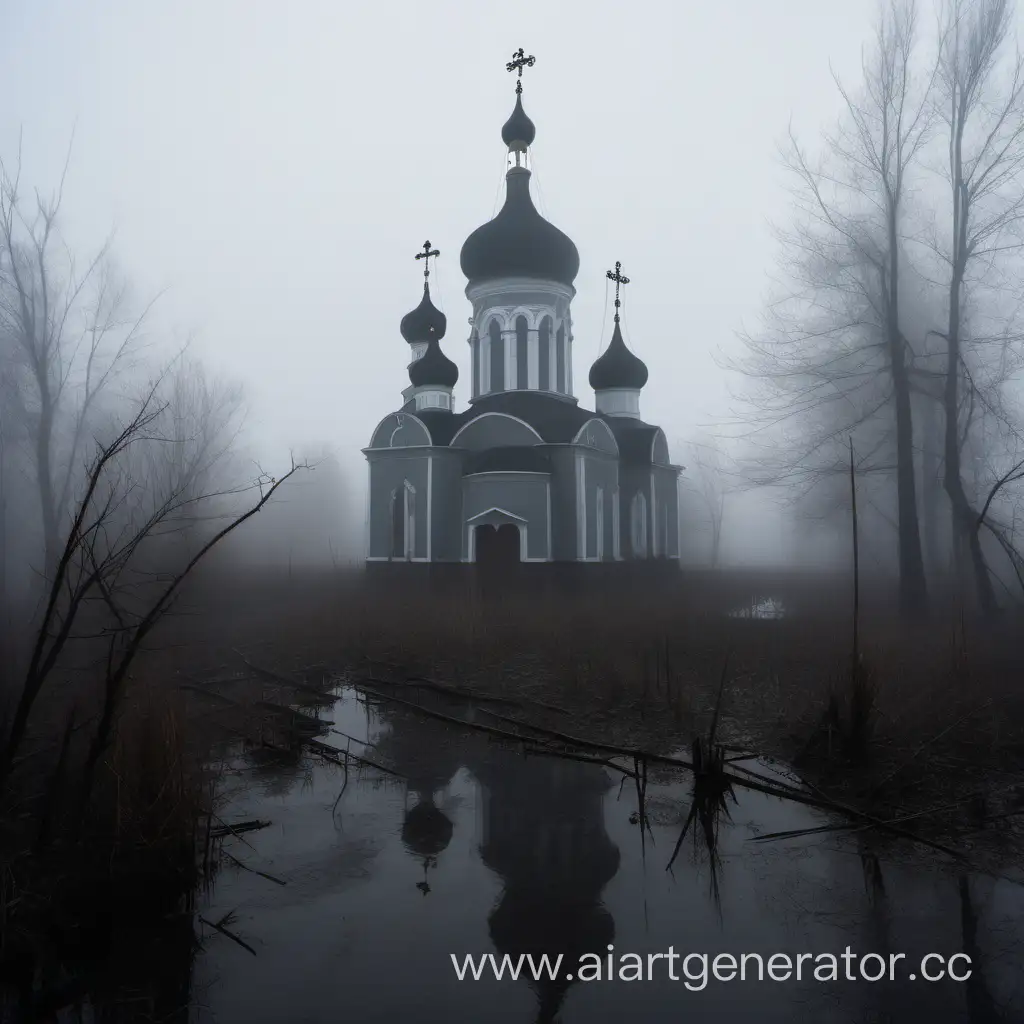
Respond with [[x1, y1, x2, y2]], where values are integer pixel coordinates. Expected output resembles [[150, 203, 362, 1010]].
[[0, 0, 917, 571]]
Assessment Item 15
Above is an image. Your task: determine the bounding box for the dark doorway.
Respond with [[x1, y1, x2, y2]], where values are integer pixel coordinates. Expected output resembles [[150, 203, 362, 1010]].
[[475, 524, 521, 572]]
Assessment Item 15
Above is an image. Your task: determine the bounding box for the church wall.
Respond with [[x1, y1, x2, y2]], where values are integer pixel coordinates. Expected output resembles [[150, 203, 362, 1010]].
[[654, 465, 680, 559], [430, 452, 465, 561], [462, 472, 550, 560], [369, 412, 431, 450], [366, 454, 430, 560], [547, 447, 579, 561], [578, 452, 619, 561], [618, 464, 652, 560], [451, 413, 542, 451]]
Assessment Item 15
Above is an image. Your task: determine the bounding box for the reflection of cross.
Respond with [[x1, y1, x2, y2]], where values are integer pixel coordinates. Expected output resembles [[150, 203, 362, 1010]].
[[415, 240, 440, 279], [506, 48, 536, 94], [606, 261, 630, 322]]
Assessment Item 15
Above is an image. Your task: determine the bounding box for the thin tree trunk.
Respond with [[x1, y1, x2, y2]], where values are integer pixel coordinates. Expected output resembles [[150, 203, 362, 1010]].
[[920, 394, 943, 576], [886, 225, 928, 616], [35, 393, 59, 576], [944, 186, 997, 615]]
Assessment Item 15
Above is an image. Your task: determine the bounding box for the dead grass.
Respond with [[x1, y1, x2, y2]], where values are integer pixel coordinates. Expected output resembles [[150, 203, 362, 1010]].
[[156, 563, 1024, 836], [0, 680, 204, 1017]]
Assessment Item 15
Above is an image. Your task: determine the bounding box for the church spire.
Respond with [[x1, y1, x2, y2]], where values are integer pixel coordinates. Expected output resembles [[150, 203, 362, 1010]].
[[590, 261, 648, 417], [400, 241, 457, 411], [502, 49, 537, 165], [400, 240, 447, 347]]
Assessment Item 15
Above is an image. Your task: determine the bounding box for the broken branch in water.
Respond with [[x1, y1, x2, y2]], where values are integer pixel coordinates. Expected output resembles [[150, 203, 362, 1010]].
[[233, 650, 337, 701], [209, 819, 272, 839], [359, 672, 573, 715], [223, 850, 287, 886], [199, 912, 257, 956], [356, 684, 637, 779], [357, 682, 975, 863]]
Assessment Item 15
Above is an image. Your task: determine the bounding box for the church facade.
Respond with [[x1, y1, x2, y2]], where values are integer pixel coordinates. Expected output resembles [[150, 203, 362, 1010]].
[[364, 56, 681, 569]]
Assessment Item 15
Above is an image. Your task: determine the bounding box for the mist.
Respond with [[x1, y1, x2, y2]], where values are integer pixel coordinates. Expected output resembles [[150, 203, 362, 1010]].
[[0, 0, 904, 576], [3, 3, 1024, 1022]]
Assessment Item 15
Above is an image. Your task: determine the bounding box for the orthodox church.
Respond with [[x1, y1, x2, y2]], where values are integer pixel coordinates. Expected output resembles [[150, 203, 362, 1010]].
[[364, 51, 681, 570]]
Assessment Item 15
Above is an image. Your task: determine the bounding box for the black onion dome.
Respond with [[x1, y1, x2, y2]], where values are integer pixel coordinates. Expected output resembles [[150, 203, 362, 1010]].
[[589, 321, 649, 390], [409, 337, 459, 388], [460, 168, 580, 287], [400, 283, 447, 344], [501, 92, 536, 149]]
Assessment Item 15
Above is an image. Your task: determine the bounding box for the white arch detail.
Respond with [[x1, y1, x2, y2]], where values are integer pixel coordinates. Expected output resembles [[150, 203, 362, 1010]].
[[450, 411, 545, 447], [368, 411, 433, 449], [571, 417, 620, 454], [650, 427, 670, 465]]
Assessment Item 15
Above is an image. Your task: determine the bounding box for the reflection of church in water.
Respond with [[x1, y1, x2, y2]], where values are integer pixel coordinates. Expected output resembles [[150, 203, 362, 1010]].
[[364, 50, 682, 571], [375, 701, 620, 1023]]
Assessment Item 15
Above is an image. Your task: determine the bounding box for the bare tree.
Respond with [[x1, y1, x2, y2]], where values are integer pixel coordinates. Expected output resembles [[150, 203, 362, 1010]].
[[933, 0, 1024, 613], [731, 0, 934, 614], [0, 142, 153, 575], [683, 439, 729, 567], [0, 373, 302, 793]]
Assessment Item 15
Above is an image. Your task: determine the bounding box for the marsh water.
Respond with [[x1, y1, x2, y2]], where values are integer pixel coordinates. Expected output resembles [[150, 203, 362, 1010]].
[[187, 684, 1024, 1024]]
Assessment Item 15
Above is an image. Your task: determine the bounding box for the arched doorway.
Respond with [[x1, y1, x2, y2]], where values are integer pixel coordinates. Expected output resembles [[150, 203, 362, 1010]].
[[475, 523, 521, 570]]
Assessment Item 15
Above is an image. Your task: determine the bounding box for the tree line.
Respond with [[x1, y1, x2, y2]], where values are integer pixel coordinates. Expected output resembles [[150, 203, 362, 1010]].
[[731, 0, 1024, 616]]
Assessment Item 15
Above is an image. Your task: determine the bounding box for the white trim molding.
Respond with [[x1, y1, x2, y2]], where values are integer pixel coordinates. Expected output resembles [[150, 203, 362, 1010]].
[[612, 488, 621, 560], [426, 456, 433, 561], [367, 410, 433, 450], [571, 418, 620, 454], [575, 451, 586, 560], [546, 478, 552, 561], [450, 411, 545, 447], [465, 506, 529, 563]]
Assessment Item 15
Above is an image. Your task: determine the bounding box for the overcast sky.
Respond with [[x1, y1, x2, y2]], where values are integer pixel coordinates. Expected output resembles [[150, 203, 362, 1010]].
[[6, 0, 1013, 563]]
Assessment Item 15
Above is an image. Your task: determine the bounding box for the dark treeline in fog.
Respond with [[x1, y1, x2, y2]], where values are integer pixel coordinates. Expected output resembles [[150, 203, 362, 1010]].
[[0, 142, 346, 782], [729, 0, 1024, 616]]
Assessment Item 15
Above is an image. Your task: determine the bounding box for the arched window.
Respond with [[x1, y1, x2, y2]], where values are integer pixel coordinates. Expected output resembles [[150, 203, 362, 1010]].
[[631, 491, 647, 558], [515, 315, 529, 390], [390, 482, 416, 560], [538, 316, 551, 391], [612, 489, 621, 559], [405, 481, 416, 559], [556, 323, 566, 394], [471, 330, 480, 399], [489, 320, 504, 394], [595, 485, 604, 561]]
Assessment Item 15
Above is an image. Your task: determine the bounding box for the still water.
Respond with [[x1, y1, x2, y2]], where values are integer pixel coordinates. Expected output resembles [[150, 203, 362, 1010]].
[[193, 686, 1023, 1024]]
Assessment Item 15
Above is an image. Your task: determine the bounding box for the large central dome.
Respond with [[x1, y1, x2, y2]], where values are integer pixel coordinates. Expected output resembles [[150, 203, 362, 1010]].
[[460, 168, 579, 289]]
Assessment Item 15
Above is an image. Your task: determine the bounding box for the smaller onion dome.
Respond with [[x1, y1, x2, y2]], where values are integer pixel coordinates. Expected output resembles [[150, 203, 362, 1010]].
[[400, 283, 447, 344], [501, 92, 536, 151], [409, 337, 459, 388], [589, 320, 649, 391]]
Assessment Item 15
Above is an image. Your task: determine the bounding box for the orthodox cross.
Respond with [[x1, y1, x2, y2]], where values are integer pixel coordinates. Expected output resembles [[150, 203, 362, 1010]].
[[606, 261, 630, 322], [506, 48, 536, 94], [415, 240, 440, 279]]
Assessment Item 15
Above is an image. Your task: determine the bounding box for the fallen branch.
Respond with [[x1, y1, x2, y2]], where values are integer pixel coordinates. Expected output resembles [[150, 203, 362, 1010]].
[[223, 850, 287, 886], [356, 684, 636, 778], [357, 682, 973, 861], [209, 819, 272, 840], [199, 912, 257, 956], [233, 650, 337, 701]]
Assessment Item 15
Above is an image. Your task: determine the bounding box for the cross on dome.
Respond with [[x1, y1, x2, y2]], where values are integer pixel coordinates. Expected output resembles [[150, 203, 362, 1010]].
[[506, 48, 536, 94], [606, 261, 630, 323], [415, 240, 440, 279]]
